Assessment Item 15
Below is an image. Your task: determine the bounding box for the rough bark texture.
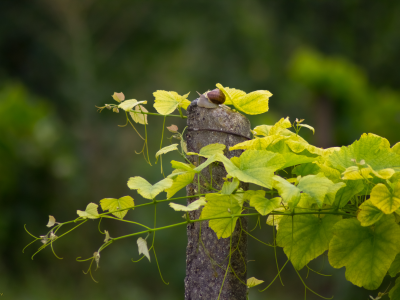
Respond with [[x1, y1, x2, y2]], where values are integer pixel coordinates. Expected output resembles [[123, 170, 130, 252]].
[[184, 100, 251, 300]]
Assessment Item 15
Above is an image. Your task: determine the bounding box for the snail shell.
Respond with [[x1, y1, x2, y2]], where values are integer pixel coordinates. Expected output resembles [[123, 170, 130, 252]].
[[206, 88, 225, 105], [196, 88, 225, 108]]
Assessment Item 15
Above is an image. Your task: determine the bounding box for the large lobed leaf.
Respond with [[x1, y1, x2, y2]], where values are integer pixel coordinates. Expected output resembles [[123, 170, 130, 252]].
[[276, 214, 342, 270], [328, 215, 400, 290]]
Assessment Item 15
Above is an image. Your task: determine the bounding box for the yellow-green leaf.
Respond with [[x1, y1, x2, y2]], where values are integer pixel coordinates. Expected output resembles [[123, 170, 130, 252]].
[[166, 172, 195, 198], [153, 90, 190, 115], [100, 196, 134, 219], [118, 99, 147, 111], [200, 193, 242, 239], [357, 199, 384, 226], [277, 214, 342, 270], [329, 215, 400, 290], [127, 177, 173, 199], [155, 144, 179, 158], [199, 143, 226, 158], [269, 117, 292, 136], [169, 198, 206, 211], [370, 182, 400, 214], [77, 203, 99, 219], [250, 195, 281, 215], [216, 83, 271, 115], [130, 105, 148, 124], [247, 277, 264, 288]]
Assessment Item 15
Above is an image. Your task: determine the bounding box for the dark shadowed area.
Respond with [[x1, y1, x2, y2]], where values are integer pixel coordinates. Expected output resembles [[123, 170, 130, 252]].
[[0, 1, 399, 299]]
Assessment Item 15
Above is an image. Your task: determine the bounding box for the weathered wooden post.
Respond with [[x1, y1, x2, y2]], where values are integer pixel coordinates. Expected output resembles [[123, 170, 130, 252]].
[[184, 99, 251, 300]]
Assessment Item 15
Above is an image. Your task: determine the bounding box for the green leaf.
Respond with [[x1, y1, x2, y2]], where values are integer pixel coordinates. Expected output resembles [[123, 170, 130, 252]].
[[169, 198, 206, 211], [269, 117, 292, 135], [165, 172, 195, 198], [277, 214, 342, 270], [199, 143, 226, 158], [216, 83, 271, 115], [130, 105, 148, 124], [200, 193, 242, 238], [118, 99, 147, 111], [323, 182, 347, 205], [224, 150, 286, 189], [389, 277, 400, 299], [171, 160, 197, 172], [153, 90, 190, 115], [155, 144, 179, 158], [370, 181, 400, 214], [272, 176, 301, 208], [388, 253, 400, 277], [229, 135, 288, 151], [327, 133, 400, 173], [100, 196, 134, 219], [250, 195, 281, 215], [328, 215, 400, 290], [266, 207, 286, 229], [127, 177, 173, 199], [333, 179, 365, 208], [247, 277, 264, 288], [357, 200, 384, 226], [137, 237, 151, 262], [77, 203, 100, 219], [296, 173, 335, 208], [392, 142, 400, 155], [221, 178, 240, 195], [292, 163, 320, 177]]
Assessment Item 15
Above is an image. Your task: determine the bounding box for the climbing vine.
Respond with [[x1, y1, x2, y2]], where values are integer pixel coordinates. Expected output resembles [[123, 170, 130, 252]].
[[24, 83, 400, 299]]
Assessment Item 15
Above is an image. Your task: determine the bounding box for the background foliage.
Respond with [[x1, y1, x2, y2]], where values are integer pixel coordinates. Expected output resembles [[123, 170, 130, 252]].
[[1, 1, 400, 299]]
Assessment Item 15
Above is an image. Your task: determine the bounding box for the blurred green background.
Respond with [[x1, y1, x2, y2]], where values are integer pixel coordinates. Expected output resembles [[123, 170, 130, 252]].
[[1, 1, 399, 299]]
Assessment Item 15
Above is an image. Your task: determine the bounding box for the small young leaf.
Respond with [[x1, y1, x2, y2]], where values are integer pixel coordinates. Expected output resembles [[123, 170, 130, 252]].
[[247, 277, 264, 288], [100, 196, 134, 219], [169, 198, 206, 211], [112, 92, 125, 102], [167, 124, 178, 133], [127, 177, 173, 199], [77, 203, 100, 219], [93, 252, 100, 269], [137, 237, 151, 262], [297, 123, 315, 134], [104, 230, 111, 242], [155, 144, 179, 158], [46, 215, 56, 227]]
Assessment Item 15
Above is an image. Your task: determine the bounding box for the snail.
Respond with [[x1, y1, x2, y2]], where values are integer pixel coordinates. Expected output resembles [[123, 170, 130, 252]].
[[196, 88, 225, 108]]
